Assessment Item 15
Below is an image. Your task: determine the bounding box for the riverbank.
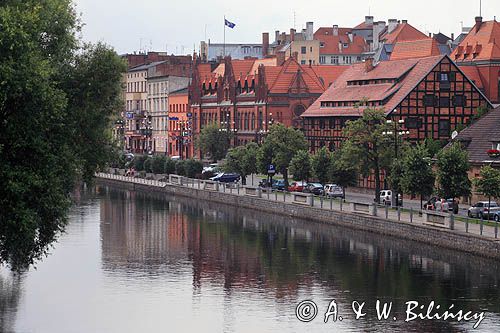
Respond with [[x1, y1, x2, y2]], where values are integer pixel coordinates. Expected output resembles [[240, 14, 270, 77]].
[[95, 173, 500, 260]]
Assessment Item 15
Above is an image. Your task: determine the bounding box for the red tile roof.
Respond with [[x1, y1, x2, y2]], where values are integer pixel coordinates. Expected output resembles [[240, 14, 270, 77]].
[[310, 65, 349, 87], [315, 33, 369, 55], [451, 20, 500, 62], [391, 38, 442, 60], [353, 21, 373, 30], [458, 65, 484, 89], [315, 27, 353, 37], [381, 23, 429, 44], [266, 58, 325, 94], [302, 55, 445, 117]]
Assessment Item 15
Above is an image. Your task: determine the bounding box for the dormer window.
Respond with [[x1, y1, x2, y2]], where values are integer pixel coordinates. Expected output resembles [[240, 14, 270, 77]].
[[320, 42, 325, 48]]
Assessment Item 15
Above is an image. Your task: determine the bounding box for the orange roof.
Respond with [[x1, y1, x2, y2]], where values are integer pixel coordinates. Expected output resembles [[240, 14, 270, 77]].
[[451, 20, 500, 62], [381, 23, 429, 44], [310, 65, 349, 87], [266, 58, 325, 94], [391, 38, 441, 60], [315, 33, 368, 55], [353, 21, 373, 30], [314, 27, 353, 37], [458, 65, 484, 89], [303, 55, 445, 117]]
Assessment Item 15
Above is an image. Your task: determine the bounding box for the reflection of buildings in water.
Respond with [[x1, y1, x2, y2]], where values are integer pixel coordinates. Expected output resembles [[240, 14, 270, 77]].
[[99, 190, 188, 272]]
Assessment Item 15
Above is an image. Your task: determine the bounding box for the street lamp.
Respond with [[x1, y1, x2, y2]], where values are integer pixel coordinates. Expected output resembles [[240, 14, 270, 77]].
[[383, 117, 410, 207]]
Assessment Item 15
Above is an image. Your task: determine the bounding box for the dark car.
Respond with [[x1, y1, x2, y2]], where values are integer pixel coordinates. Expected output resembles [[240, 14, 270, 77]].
[[209, 173, 240, 183], [272, 179, 286, 191], [303, 183, 324, 195]]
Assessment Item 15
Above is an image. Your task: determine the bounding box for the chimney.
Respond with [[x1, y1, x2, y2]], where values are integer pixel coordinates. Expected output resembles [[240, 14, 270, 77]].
[[365, 58, 374, 72], [333, 25, 339, 36], [290, 28, 296, 42], [365, 16, 374, 25], [388, 19, 398, 34], [348, 32, 353, 43], [281, 32, 286, 43], [277, 51, 286, 66], [372, 21, 386, 50], [275, 30, 280, 43], [451, 33, 455, 41], [262, 32, 269, 57], [475, 16, 483, 32], [306, 22, 314, 41], [429, 33, 432, 38], [401, 19, 408, 24]]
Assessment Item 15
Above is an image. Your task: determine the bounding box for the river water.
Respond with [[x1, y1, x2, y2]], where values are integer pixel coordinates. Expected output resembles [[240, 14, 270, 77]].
[[1, 186, 500, 332]]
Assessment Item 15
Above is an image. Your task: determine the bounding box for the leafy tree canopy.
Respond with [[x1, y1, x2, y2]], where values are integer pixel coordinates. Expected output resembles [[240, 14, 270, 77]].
[[436, 142, 471, 199]]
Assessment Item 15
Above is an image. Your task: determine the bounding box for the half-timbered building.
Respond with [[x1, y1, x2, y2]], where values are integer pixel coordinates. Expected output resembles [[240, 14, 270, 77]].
[[302, 54, 492, 188]]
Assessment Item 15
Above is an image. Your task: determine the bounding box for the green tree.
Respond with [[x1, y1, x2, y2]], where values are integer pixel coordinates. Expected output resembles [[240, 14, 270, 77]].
[[151, 156, 167, 174], [144, 157, 154, 173], [164, 158, 176, 175], [197, 124, 231, 162], [184, 159, 203, 178], [424, 138, 445, 158], [436, 142, 471, 201], [473, 166, 500, 218], [341, 108, 393, 203], [289, 150, 312, 182], [257, 143, 274, 175], [400, 144, 436, 209], [134, 155, 148, 171], [224, 143, 258, 185], [312, 147, 331, 185], [175, 160, 187, 176], [260, 124, 308, 188], [329, 149, 358, 200], [0, 0, 125, 270]]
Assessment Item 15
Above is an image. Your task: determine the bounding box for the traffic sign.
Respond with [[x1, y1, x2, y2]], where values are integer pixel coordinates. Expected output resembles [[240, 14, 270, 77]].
[[267, 164, 276, 175]]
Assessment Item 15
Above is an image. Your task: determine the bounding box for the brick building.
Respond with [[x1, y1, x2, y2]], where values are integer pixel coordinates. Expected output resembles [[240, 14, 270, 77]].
[[168, 88, 194, 159], [451, 17, 500, 103], [302, 55, 491, 188], [189, 56, 345, 157]]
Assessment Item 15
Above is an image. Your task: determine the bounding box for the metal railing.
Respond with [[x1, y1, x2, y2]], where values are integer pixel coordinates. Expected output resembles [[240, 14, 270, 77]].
[[96, 171, 500, 240]]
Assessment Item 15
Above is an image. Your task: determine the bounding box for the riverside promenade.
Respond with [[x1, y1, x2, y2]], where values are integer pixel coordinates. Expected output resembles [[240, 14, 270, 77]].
[[95, 172, 500, 260]]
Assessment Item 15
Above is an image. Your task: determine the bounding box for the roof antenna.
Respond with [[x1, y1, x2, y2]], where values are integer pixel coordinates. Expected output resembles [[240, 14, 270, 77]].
[[480, 0, 482, 17]]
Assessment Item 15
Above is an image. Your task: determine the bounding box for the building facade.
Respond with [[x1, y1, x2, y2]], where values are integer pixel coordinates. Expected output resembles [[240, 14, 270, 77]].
[[168, 88, 194, 159], [302, 55, 492, 188], [190, 56, 331, 157]]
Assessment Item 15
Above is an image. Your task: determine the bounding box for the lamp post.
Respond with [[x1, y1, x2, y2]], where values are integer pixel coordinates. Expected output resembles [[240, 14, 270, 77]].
[[383, 118, 410, 207]]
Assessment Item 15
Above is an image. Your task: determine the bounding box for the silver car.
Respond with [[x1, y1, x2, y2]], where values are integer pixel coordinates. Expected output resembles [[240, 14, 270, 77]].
[[468, 201, 499, 219]]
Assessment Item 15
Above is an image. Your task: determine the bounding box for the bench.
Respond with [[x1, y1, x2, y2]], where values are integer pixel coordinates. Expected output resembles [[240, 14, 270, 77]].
[[350, 202, 377, 216], [169, 175, 184, 185], [244, 186, 262, 198], [203, 181, 219, 191]]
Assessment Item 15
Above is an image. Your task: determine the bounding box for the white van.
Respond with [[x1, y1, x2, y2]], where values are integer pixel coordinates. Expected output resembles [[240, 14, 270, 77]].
[[379, 190, 402, 205]]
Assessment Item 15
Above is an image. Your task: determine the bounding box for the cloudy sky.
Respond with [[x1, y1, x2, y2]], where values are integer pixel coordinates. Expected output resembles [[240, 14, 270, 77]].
[[73, 0, 499, 55]]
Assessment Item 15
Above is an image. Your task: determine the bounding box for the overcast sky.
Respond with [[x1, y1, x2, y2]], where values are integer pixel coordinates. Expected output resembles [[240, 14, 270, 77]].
[[73, 0, 499, 55]]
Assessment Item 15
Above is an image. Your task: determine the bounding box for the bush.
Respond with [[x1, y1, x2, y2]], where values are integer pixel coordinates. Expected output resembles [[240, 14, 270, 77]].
[[175, 160, 187, 176], [144, 157, 154, 173], [151, 156, 166, 174], [134, 155, 148, 171], [164, 158, 176, 175], [185, 159, 203, 178]]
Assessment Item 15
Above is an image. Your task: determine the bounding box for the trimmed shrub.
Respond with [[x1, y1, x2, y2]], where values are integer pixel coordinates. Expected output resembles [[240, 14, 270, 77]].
[[134, 155, 148, 171], [151, 156, 166, 174], [175, 160, 187, 176], [164, 158, 176, 175], [185, 159, 203, 178], [143, 157, 154, 173]]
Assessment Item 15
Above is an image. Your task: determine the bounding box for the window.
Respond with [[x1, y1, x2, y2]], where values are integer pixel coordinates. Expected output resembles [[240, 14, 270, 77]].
[[438, 119, 451, 137], [439, 97, 450, 107], [404, 117, 423, 129], [310, 47, 313, 52], [319, 119, 325, 129], [329, 119, 335, 129], [440, 72, 451, 90], [319, 56, 326, 64], [301, 60, 306, 65], [320, 42, 325, 48], [301, 46, 307, 54], [424, 94, 435, 107], [453, 95, 466, 107], [331, 56, 338, 64]]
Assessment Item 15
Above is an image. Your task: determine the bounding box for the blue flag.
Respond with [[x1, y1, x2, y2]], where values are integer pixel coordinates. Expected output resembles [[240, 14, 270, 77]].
[[225, 19, 236, 29]]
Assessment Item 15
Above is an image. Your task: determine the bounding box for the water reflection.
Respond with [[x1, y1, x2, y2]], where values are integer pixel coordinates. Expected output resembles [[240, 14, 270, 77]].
[[98, 187, 500, 332]]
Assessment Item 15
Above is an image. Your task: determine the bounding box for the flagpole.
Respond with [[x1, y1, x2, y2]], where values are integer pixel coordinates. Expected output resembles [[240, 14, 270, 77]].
[[223, 15, 226, 57]]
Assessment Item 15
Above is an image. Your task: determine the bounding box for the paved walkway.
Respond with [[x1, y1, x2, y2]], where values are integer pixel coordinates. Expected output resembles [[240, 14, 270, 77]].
[[97, 173, 500, 241]]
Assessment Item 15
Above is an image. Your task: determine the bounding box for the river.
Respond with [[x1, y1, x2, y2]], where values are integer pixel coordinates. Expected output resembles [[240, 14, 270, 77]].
[[0, 186, 499, 332]]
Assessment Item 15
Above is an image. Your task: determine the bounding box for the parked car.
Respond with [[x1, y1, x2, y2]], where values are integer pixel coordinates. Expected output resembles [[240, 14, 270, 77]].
[[209, 173, 240, 183], [272, 179, 286, 191], [202, 163, 220, 174], [289, 181, 307, 192], [491, 210, 500, 222], [303, 183, 324, 196], [324, 184, 344, 198], [468, 201, 499, 219], [379, 190, 402, 206]]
